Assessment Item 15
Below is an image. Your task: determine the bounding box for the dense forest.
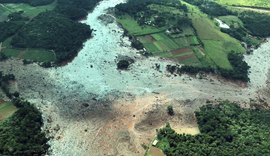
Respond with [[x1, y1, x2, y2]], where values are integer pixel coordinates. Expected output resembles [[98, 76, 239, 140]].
[[157, 102, 270, 156], [0, 12, 28, 42], [11, 11, 92, 62], [56, 0, 101, 20], [115, 0, 188, 18], [0, 0, 102, 64], [0, 98, 49, 155], [239, 11, 270, 37]]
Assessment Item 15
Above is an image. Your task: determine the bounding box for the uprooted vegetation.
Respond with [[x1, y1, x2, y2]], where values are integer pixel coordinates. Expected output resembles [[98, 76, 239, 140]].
[[155, 102, 270, 155]]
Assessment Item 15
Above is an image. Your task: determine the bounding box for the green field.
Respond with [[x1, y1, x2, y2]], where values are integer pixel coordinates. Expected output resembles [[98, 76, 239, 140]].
[[117, 15, 165, 36], [116, 0, 246, 69], [214, 0, 270, 8], [0, 1, 56, 21], [1, 38, 56, 62], [190, 8, 245, 69], [0, 101, 17, 121], [218, 15, 243, 28]]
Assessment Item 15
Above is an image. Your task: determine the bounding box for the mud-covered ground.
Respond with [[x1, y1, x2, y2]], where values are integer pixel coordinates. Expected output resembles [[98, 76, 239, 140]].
[[1, 0, 270, 155]]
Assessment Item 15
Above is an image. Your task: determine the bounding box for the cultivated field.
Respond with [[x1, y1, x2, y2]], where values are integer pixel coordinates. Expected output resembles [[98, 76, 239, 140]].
[[117, 0, 245, 69]]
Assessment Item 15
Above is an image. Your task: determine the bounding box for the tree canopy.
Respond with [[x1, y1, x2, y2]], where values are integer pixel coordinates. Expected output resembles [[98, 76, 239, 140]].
[[157, 102, 270, 156]]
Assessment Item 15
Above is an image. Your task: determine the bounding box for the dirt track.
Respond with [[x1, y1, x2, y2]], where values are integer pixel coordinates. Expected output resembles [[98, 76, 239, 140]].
[[0, 0, 270, 155]]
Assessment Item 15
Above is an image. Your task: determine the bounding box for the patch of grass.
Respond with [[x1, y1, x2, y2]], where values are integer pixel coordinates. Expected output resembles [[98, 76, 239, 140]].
[[218, 15, 243, 28], [192, 47, 216, 67], [214, 0, 270, 8], [203, 40, 232, 69], [1, 38, 56, 62], [148, 3, 184, 15], [187, 36, 199, 45], [180, 56, 202, 66], [173, 37, 189, 48], [0, 101, 17, 121], [117, 15, 165, 36], [143, 42, 161, 53], [0, 1, 56, 19], [191, 16, 223, 40]]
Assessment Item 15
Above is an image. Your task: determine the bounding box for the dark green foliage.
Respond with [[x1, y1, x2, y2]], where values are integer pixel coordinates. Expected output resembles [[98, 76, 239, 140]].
[[167, 105, 174, 116], [0, 53, 8, 61], [131, 39, 144, 50], [157, 102, 270, 156], [0, 72, 16, 98], [117, 60, 130, 70], [239, 11, 270, 37], [11, 11, 92, 62], [220, 27, 260, 48], [182, 0, 232, 16], [0, 21, 25, 42], [0, 0, 54, 6], [115, 0, 188, 17], [219, 53, 250, 82], [56, 0, 101, 20], [0, 99, 49, 155]]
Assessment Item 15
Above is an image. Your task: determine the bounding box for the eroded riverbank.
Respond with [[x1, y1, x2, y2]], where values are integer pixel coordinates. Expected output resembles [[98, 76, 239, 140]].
[[0, 0, 270, 155]]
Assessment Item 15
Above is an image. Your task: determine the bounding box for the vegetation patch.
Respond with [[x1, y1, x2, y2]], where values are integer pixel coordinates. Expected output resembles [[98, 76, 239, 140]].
[[0, 98, 49, 155], [156, 102, 270, 155], [0, 0, 102, 64], [213, 0, 270, 8], [11, 11, 91, 63], [0, 101, 17, 121], [115, 0, 247, 75]]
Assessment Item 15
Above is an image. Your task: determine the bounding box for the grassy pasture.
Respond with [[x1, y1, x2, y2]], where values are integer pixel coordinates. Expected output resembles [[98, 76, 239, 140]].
[[1, 38, 56, 62], [203, 40, 232, 69], [218, 15, 243, 28], [117, 15, 165, 36], [148, 4, 184, 15], [0, 100, 17, 121], [189, 7, 245, 69], [0, 1, 56, 21], [214, 0, 270, 8]]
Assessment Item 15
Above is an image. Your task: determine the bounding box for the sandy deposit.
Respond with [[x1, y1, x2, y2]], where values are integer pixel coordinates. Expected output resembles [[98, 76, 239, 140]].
[[1, 0, 270, 155]]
